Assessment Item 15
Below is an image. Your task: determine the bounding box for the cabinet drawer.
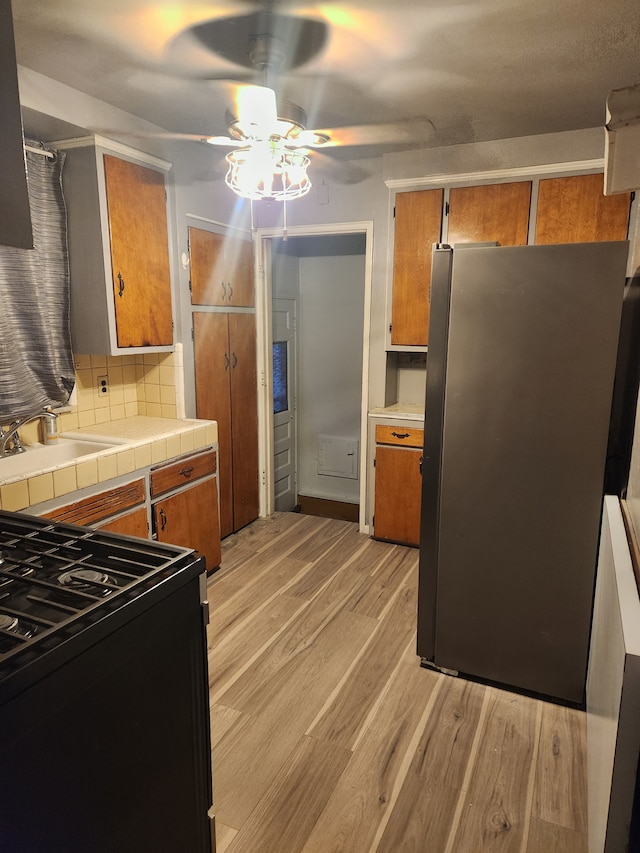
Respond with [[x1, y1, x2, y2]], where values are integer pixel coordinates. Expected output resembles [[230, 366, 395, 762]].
[[42, 479, 146, 526], [150, 449, 217, 498], [375, 425, 424, 448]]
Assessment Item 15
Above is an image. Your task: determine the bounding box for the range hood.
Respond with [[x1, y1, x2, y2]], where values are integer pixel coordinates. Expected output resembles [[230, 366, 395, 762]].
[[605, 81, 640, 196], [0, 0, 33, 250]]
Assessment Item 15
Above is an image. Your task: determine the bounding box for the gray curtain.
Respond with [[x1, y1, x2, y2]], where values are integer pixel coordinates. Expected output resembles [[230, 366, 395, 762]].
[[0, 143, 75, 422]]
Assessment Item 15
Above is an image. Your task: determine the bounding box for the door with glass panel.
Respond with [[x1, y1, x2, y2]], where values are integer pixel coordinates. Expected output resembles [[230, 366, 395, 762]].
[[272, 298, 297, 511]]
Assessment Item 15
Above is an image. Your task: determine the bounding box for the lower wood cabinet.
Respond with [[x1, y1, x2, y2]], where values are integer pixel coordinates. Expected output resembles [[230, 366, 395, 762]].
[[43, 479, 147, 527], [98, 506, 149, 538], [373, 425, 424, 547], [39, 447, 222, 573], [151, 449, 221, 572]]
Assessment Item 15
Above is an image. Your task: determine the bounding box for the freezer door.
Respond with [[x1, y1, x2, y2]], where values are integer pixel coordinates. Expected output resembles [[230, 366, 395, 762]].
[[431, 241, 628, 703], [417, 246, 453, 660]]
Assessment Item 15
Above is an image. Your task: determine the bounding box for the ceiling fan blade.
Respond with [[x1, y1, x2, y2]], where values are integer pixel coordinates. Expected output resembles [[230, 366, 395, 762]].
[[92, 128, 243, 145], [309, 150, 373, 185], [309, 118, 436, 148]]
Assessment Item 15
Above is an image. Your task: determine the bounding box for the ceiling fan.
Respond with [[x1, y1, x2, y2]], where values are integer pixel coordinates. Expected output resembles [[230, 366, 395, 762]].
[[199, 29, 335, 201], [105, 6, 434, 201]]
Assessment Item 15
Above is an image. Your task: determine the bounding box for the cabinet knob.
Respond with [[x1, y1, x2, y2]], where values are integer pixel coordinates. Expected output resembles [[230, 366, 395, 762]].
[[117, 272, 125, 297]]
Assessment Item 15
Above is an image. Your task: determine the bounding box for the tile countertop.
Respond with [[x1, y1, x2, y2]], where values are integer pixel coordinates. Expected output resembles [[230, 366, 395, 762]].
[[369, 404, 425, 421], [0, 416, 218, 513]]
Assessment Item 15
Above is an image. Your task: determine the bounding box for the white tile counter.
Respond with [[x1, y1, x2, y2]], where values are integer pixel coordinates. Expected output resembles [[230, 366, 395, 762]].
[[369, 403, 425, 421], [0, 416, 217, 512]]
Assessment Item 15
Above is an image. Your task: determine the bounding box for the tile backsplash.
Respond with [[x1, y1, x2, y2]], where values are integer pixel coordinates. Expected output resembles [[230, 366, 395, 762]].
[[17, 348, 184, 444]]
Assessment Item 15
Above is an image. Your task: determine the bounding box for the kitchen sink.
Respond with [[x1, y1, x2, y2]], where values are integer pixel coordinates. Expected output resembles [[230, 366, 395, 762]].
[[0, 438, 119, 481]]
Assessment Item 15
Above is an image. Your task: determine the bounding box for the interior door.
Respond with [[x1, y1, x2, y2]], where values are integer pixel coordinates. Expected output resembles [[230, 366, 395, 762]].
[[272, 298, 297, 511]]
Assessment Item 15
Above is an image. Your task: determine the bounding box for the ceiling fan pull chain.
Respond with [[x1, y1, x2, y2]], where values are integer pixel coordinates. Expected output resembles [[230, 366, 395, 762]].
[[282, 195, 288, 242]]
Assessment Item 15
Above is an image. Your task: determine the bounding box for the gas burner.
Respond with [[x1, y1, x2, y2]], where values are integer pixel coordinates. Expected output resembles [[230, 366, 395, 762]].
[[0, 613, 18, 632], [0, 612, 37, 639], [0, 560, 35, 588], [58, 568, 112, 594]]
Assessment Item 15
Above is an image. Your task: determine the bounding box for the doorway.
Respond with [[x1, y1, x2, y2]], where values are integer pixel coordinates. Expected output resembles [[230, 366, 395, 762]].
[[272, 297, 297, 511], [255, 223, 373, 530]]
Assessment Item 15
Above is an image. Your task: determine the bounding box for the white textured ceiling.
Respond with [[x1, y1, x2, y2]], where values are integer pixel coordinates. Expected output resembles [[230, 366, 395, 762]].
[[10, 0, 640, 160]]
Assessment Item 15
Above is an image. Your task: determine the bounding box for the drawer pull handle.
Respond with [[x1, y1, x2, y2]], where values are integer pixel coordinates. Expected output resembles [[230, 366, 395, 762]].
[[221, 281, 227, 300], [228, 281, 233, 300], [159, 508, 167, 531], [117, 272, 125, 297], [179, 466, 195, 478], [232, 351, 238, 369], [224, 352, 230, 370], [391, 432, 410, 439]]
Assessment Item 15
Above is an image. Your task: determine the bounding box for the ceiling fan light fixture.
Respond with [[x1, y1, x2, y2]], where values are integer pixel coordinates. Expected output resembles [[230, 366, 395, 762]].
[[225, 141, 311, 201]]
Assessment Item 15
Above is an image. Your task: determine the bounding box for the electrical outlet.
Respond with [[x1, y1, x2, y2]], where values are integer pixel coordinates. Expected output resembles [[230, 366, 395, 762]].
[[97, 374, 109, 395]]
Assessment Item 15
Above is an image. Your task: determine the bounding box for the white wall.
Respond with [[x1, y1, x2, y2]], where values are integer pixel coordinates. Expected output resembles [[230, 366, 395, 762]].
[[296, 253, 365, 503]]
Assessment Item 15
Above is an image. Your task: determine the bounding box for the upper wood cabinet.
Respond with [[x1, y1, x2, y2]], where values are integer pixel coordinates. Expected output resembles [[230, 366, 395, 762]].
[[535, 174, 631, 244], [391, 189, 443, 347], [390, 173, 631, 349], [59, 140, 174, 355], [447, 181, 531, 246], [189, 226, 254, 307]]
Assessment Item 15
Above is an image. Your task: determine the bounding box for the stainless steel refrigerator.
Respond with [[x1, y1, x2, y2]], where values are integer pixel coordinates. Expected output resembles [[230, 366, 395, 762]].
[[417, 241, 629, 705]]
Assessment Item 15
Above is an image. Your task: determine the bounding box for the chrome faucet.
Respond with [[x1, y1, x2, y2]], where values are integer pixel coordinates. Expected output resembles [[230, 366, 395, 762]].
[[0, 409, 58, 458]]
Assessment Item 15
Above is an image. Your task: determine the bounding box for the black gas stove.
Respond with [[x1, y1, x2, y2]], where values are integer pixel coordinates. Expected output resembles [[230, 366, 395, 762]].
[[0, 509, 204, 699], [0, 509, 214, 853]]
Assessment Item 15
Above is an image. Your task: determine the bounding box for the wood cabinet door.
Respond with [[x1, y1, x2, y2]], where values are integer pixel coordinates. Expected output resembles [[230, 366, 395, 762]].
[[391, 189, 444, 347], [447, 181, 531, 246], [373, 445, 422, 546], [535, 173, 631, 244], [99, 506, 149, 539], [103, 155, 173, 347], [42, 479, 146, 526], [194, 311, 234, 538], [189, 227, 254, 307], [228, 238, 255, 307], [154, 477, 221, 572], [229, 312, 259, 531], [190, 227, 226, 305]]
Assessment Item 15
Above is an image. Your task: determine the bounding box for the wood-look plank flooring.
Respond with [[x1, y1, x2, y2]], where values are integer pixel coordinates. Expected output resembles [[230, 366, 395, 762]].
[[207, 513, 588, 853]]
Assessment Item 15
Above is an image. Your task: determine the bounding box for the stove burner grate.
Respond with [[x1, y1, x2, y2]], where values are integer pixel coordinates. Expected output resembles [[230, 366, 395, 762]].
[[58, 568, 112, 595]]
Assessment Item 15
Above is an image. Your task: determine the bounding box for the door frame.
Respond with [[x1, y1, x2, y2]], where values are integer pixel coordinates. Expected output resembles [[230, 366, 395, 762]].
[[254, 221, 374, 532]]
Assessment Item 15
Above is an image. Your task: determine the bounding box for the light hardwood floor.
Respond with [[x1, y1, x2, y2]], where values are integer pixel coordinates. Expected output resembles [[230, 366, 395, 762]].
[[207, 513, 588, 853]]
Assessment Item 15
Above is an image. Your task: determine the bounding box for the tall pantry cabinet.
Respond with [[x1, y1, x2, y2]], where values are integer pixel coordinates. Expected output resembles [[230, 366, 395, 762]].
[[190, 226, 259, 539]]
